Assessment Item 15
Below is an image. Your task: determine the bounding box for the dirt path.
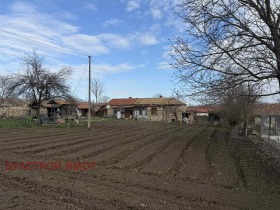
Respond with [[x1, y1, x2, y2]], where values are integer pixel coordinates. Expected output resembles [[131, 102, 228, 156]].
[[0, 122, 280, 209]]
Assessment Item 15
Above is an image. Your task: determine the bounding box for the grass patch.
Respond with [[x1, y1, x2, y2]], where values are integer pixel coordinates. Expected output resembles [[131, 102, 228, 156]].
[[0, 117, 111, 128], [0, 117, 38, 128]]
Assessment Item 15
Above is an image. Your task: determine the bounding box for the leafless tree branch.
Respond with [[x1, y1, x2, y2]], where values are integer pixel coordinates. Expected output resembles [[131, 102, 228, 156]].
[[171, 0, 280, 100]]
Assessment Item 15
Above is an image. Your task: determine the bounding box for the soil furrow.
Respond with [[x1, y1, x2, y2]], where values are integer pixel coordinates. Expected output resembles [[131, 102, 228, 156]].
[[82, 125, 180, 164], [176, 128, 215, 181], [142, 127, 204, 175], [115, 127, 186, 169]]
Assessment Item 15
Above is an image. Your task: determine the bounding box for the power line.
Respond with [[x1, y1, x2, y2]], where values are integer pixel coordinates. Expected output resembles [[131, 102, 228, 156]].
[[73, 63, 88, 94], [0, 28, 93, 128], [0, 28, 88, 57]]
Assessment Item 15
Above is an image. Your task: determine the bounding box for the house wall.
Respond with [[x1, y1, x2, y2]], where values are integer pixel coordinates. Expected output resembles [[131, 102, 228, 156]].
[[107, 107, 125, 118], [107, 108, 114, 117], [133, 107, 148, 121], [163, 106, 184, 123], [0, 106, 29, 118], [176, 110, 183, 123], [107, 105, 184, 122], [60, 105, 77, 120], [148, 106, 164, 121], [0, 106, 48, 118]]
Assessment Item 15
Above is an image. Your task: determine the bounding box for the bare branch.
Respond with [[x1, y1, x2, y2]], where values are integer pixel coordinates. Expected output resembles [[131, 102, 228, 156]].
[[171, 0, 280, 100]]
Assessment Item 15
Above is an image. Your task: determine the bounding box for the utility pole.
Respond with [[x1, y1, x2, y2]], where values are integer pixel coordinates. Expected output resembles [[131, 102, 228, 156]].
[[88, 56, 91, 128]]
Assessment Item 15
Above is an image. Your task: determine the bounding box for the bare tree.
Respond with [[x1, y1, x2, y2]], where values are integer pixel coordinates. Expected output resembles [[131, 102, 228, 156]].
[[91, 77, 109, 116], [219, 82, 260, 135], [99, 95, 110, 103], [0, 75, 14, 106], [91, 77, 106, 104], [10, 51, 73, 124], [171, 0, 280, 99]]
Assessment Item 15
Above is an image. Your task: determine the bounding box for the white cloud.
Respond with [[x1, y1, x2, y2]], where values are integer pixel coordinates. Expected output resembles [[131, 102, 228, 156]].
[[151, 9, 162, 19], [0, 2, 131, 59], [103, 18, 123, 27], [97, 34, 131, 49], [9, 1, 38, 13], [93, 63, 136, 73], [0, 1, 162, 61], [61, 34, 110, 55], [157, 61, 171, 70], [126, 1, 140, 12], [148, 0, 185, 33], [139, 34, 158, 45], [82, 2, 97, 11], [162, 45, 173, 59], [60, 33, 131, 55]]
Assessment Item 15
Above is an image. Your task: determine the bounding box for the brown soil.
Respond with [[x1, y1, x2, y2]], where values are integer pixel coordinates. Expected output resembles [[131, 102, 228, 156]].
[[0, 121, 280, 209]]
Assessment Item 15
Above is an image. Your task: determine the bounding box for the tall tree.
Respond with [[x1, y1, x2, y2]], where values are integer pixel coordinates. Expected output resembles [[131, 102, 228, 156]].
[[171, 0, 280, 99], [91, 77, 106, 104], [91, 78, 110, 116], [10, 51, 73, 124]]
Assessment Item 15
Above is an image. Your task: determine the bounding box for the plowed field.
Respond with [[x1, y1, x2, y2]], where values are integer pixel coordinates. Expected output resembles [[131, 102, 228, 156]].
[[0, 121, 280, 209]]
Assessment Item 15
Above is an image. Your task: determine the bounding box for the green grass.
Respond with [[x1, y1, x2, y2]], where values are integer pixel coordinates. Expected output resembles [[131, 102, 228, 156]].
[[0, 117, 96, 128], [0, 116, 162, 128], [0, 117, 37, 128]]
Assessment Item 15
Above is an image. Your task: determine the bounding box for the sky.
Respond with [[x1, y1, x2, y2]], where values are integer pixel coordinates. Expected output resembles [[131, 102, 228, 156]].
[[0, 0, 185, 102]]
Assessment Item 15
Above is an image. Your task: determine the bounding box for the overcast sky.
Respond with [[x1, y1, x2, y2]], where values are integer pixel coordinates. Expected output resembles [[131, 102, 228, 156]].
[[0, 0, 185, 101]]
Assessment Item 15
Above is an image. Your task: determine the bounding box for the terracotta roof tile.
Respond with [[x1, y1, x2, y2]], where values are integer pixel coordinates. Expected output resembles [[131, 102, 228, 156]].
[[254, 103, 280, 116], [185, 106, 220, 113], [108, 98, 185, 106], [109, 98, 137, 106], [135, 98, 184, 105], [78, 102, 89, 109]]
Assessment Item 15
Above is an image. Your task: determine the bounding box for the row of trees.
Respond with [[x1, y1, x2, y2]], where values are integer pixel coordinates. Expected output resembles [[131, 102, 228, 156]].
[[171, 0, 280, 133], [0, 50, 109, 124]]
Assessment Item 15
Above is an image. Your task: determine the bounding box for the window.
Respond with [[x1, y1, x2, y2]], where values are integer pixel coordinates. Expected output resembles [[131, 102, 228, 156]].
[[151, 107, 157, 115], [139, 109, 143, 115]]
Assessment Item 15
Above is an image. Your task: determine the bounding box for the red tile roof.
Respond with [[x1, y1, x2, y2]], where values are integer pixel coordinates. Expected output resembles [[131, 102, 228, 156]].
[[185, 106, 220, 113], [55, 99, 71, 105], [109, 98, 138, 106], [135, 98, 184, 105], [78, 102, 89, 109], [41, 99, 87, 109], [254, 103, 280, 116], [108, 98, 185, 106]]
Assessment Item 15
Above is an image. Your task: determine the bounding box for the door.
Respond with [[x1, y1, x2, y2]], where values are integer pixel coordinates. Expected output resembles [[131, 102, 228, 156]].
[[125, 109, 132, 119]]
